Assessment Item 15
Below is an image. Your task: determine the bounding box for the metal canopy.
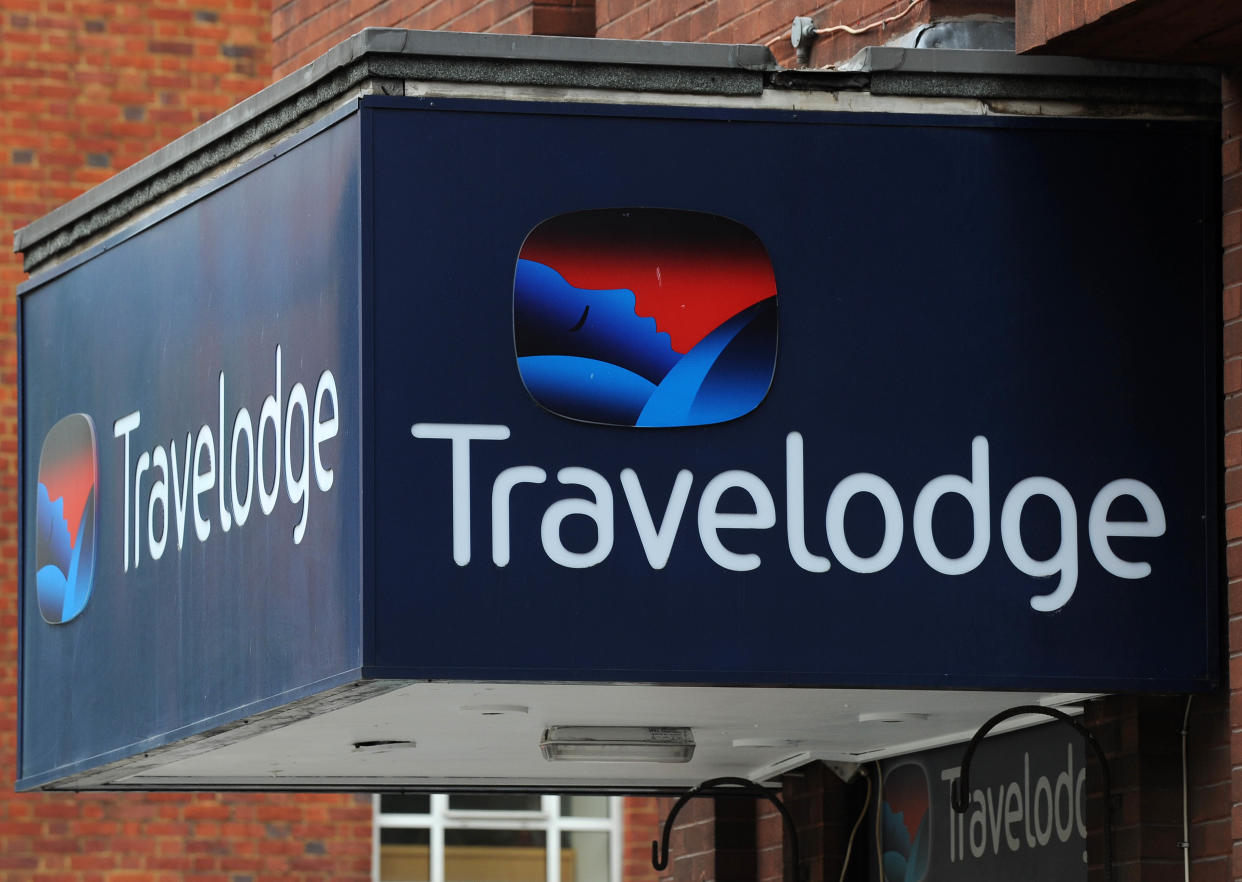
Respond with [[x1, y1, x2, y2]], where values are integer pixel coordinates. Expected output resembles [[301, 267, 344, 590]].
[[53, 683, 1097, 792], [15, 31, 1219, 793]]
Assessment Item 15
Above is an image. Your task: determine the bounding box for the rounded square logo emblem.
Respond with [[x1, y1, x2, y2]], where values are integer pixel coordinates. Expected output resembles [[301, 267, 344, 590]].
[[882, 762, 930, 882], [514, 208, 778, 427], [35, 413, 98, 624]]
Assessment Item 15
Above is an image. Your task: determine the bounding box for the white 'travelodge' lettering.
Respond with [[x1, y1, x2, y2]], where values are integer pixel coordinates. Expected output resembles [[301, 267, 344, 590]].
[[940, 745, 1086, 863], [621, 468, 693, 570], [410, 423, 510, 566], [697, 470, 776, 572], [113, 411, 141, 573], [114, 346, 340, 571], [410, 423, 1168, 613]]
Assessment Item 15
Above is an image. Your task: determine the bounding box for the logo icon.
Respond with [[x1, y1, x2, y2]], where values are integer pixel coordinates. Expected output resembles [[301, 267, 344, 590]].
[[35, 413, 98, 624], [882, 762, 930, 882], [514, 208, 778, 427]]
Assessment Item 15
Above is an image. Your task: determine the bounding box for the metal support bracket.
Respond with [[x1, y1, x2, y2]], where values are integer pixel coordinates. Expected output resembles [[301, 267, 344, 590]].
[[791, 17, 817, 67], [949, 705, 1113, 882], [651, 776, 806, 881]]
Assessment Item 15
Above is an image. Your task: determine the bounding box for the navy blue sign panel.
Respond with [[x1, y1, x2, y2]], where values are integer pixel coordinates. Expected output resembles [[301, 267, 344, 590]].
[[365, 98, 1218, 690], [869, 725, 1088, 882], [18, 94, 1219, 789], [19, 109, 363, 789]]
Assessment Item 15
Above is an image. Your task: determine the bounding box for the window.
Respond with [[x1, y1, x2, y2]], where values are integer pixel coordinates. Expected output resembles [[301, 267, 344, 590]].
[[375, 794, 622, 882]]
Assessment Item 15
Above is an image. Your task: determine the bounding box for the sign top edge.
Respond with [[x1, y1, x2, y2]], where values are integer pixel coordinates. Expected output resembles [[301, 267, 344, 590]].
[[11, 27, 1217, 272]]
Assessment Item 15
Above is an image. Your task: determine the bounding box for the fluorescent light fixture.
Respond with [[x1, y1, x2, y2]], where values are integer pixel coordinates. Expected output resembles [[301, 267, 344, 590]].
[[540, 726, 695, 763]]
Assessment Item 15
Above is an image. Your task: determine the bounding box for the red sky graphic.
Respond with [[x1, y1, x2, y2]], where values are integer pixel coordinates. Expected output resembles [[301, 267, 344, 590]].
[[520, 211, 777, 354], [886, 766, 929, 846], [40, 454, 94, 550]]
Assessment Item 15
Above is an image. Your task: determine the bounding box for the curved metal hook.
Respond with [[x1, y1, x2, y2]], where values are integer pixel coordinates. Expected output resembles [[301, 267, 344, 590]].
[[949, 705, 1112, 882], [651, 776, 804, 881]]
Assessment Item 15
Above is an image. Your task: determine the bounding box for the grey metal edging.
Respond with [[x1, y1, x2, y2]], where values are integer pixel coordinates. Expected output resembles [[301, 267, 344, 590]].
[[846, 46, 1216, 82], [13, 33, 1220, 272], [838, 47, 1220, 104], [13, 28, 776, 271], [17, 670, 389, 791], [354, 27, 776, 71], [14, 58, 375, 271], [17, 99, 363, 294]]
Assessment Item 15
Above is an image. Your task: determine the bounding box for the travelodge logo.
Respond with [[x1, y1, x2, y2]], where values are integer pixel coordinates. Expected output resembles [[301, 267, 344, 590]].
[[514, 208, 779, 427], [408, 209, 1171, 612], [35, 413, 98, 624], [32, 345, 341, 626], [882, 762, 931, 882]]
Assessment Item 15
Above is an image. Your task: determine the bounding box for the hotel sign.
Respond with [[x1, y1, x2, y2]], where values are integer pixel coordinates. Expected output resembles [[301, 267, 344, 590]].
[[18, 96, 1218, 788]]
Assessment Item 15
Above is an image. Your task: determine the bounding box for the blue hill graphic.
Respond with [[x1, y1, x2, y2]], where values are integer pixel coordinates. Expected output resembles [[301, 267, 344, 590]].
[[515, 259, 679, 383], [882, 801, 929, 882], [515, 259, 776, 427], [35, 482, 95, 624]]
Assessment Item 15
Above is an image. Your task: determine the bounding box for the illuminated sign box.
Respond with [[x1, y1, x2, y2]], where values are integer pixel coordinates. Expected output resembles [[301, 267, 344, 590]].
[[16, 41, 1219, 790], [870, 723, 1089, 882]]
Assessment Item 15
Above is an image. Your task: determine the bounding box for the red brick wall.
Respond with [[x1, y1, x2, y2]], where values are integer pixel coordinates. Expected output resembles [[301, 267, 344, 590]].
[[594, 0, 797, 65], [1226, 72, 1242, 469], [0, 4, 373, 880], [1227, 66, 1242, 882], [649, 795, 766, 882], [1188, 696, 1231, 882], [1083, 696, 1231, 882], [1016, 0, 1242, 63], [756, 798, 783, 882], [643, 768, 866, 882], [623, 797, 663, 882], [1015, 0, 1130, 52], [271, 0, 1000, 74], [595, 0, 1010, 71], [654, 797, 714, 882], [272, 0, 595, 79], [782, 764, 859, 882], [0, 792, 373, 879]]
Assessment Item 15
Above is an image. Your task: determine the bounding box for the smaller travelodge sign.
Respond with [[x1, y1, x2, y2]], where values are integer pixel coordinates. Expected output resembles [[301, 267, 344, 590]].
[[871, 724, 1089, 882], [18, 90, 1218, 789]]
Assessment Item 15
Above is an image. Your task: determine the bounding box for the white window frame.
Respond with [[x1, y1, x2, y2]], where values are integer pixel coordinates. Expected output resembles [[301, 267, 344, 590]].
[[374, 794, 624, 882]]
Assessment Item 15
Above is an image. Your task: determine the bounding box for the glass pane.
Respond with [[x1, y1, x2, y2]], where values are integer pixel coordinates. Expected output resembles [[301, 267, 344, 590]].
[[380, 827, 430, 882], [381, 794, 432, 814], [564, 831, 610, 882], [446, 829, 547, 882], [448, 793, 542, 812], [382, 827, 432, 846], [562, 796, 609, 818]]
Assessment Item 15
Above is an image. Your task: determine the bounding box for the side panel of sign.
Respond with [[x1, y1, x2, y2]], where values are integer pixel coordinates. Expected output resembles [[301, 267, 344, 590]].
[[366, 98, 1217, 690], [19, 110, 364, 787]]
